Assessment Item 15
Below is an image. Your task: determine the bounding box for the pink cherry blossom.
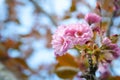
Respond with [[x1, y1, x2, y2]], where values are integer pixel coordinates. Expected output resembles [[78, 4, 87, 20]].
[[102, 37, 111, 46], [85, 13, 101, 25], [75, 72, 86, 80], [109, 44, 120, 58], [64, 23, 93, 45], [97, 62, 110, 79], [51, 23, 93, 56], [102, 37, 120, 59], [51, 25, 71, 56], [98, 62, 109, 74], [91, 25, 101, 34]]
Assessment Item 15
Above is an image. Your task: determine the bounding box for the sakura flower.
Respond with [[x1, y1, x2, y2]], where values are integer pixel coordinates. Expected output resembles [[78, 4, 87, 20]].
[[75, 72, 86, 80], [109, 44, 120, 58], [51, 23, 93, 56], [64, 23, 93, 46], [85, 13, 101, 25], [102, 37, 111, 46], [91, 25, 101, 34], [98, 63, 109, 74], [114, 0, 120, 11], [52, 36, 70, 56], [51, 25, 71, 56], [102, 37, 120, 59], [97, 62, 110, 79]]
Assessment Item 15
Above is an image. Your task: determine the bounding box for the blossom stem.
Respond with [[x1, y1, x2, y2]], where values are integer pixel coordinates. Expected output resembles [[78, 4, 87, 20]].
[[87, 54, 95, 80], [81, 54, 97, 80]]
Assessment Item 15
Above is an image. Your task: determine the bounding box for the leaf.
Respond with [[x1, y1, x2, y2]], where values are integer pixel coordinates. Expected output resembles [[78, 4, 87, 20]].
[[3, 58, 30, 79], [100, 0, 114, 12], [108, 76, 120, 80], [6, 0, 18, 23], [63, 15, 71, 19], [0, 43, 10, 61], [55, 66, 79, 79], [110, 34, 119, 43], [21, 29, 41, 39], [2, 39, 21, 49], [12, 58, 30, 69], [3, 58, 31, 74], [14, 19, 20, 24], [70, 0, 76, 12], [23, 48, 33, 59], [56, 53, 78, 68], [46, 28, 52, 48], [76, 13, 84, 19], [77, 51, 89, 72], [55, 53, 79, 79], [101, 21, 109, 32]]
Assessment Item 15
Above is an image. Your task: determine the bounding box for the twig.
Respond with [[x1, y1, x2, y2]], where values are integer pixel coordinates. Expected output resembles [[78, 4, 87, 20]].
[[80, 54, 97, 80], [106, 13, 114, 37], [30, 0, 57, 26]]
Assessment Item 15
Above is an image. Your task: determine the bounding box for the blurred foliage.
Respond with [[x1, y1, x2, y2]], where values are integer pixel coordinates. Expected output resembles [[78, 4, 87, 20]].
[[0, 0, 120, 80], [55, 53, 79, 79]]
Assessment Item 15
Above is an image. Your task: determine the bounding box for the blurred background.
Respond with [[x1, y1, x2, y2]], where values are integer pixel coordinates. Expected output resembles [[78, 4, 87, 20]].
[[0, 0, 120, 80]]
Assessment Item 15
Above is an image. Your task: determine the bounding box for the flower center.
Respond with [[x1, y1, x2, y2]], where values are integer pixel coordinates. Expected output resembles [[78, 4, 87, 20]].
[[61, 37, 65, 44], [75, 31, 83, 37]]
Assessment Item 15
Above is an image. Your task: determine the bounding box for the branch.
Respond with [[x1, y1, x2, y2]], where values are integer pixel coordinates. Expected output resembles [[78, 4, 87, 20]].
[[30, 0, 57, 26], [80, 54, 97, 80], [106, 14, 114, 37]]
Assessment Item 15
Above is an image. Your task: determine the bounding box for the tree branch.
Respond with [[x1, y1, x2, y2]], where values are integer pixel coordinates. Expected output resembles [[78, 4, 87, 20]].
[[30, 0, 57, 26]]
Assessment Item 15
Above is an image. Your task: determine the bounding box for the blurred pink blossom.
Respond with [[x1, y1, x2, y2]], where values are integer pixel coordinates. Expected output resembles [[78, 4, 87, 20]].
[[97, 62, 110, 79], [51, 23, 93, 56], [102, 37, 120, 59], [52, 36, 71, 56], [64, 23, 93, 45], [102, 37, 111, 45], [51, 25, 71, 56], [91, 25, 101, 34], [75, 72, 86, 80], [109, 44, 120, 58], [98, 63, 109, 74], [85, 13, 101, 25]]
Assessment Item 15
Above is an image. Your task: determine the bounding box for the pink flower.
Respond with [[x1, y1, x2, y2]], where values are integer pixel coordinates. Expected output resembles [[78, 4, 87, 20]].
[[75, 72, 86, 80], [102, 37, 111, 46], [64, 23, 93, 45], [114, 0, 120, 11], [98, 63, 109, 74], [51, 23, 93, 56], [97, 62, 110, 79], [85, 13, 101, 25], [91, 25, 101, 34], [102, 37, 120, 59], [51, 25, 71, 56], [54, 37, 71, 56], [109, 44, 120, 58]]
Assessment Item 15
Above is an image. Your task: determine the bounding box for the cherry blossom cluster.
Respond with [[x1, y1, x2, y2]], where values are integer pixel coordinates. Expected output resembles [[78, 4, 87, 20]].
[[51, 13, 101, 56], [51, 12, 120, 79], [102, 37, 120, 59]]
